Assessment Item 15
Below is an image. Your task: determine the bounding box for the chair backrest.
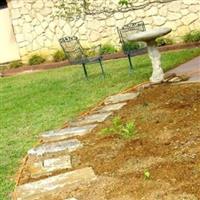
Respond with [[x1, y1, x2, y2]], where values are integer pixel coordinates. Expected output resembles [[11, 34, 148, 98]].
[[59, 36, 87, 64], [118, 21, 146, 43], [117, 21, 146, 54]]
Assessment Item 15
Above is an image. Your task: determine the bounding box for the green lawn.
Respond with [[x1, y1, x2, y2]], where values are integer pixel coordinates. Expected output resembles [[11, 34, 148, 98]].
[[0, 48, 200, 199]]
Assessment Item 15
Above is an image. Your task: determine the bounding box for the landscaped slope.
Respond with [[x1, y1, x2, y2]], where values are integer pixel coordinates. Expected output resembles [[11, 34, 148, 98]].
[[0, 48, 200, 199]]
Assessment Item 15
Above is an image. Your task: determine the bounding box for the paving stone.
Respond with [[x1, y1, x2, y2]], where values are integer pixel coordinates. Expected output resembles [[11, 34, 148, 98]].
[[70, 112, 112, 126], [41, 124, 97, 142], [96, 102, 127, 113], [13, 167, 96, 200], [28, 139, 82, 157], [104, 92, 139, 105], [30, 155, 72, 179]]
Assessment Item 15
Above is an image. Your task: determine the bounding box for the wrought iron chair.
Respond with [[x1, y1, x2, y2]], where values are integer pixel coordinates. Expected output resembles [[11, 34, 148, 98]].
[[59, 36, 105, 79], [117, 21, 147, 71]]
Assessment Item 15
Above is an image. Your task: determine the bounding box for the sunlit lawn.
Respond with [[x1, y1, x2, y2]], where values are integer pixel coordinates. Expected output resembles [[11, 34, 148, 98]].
[[0, 48, 200, 199]]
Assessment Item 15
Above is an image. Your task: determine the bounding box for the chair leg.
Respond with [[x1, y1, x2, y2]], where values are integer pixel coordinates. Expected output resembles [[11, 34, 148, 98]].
[[99, 59, 105, 78], [127, 54, 134, 72], [82, 63, 88, 79]]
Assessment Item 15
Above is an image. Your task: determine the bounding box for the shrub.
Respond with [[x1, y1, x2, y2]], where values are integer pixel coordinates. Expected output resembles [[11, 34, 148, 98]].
[[119, 0, 129, 6], [0, 65, 9, 72], [9, 60, 23, 68], [122, 41, 141, 52], [86, 49, 96, 57], [53, 50, 66, 62], [99, 43, 117, 55], [84, 47, 98, 57], [28, 54, 46, 65], [156, 37, 174, 46], [183, 30, 200, 43]]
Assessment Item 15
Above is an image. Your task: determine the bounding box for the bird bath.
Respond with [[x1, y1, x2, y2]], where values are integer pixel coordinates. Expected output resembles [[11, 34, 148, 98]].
[[128, 27, 172, 83]]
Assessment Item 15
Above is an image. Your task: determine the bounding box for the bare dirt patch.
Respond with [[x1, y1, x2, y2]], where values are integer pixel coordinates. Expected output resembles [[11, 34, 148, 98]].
[[68, 83, 200, 199]]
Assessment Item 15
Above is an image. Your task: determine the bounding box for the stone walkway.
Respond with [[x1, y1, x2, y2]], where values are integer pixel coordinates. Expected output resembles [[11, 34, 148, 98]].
[[13, 56, 200, 199], [167, 55, 200, 82], [13, 91, 140, 200]]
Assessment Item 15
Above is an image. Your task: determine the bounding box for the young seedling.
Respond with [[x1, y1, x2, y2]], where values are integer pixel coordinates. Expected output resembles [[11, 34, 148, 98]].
[[100, 116, 122, 136], [112, 116, 122, 131], [121, 121, 137, 139], [101, 116, 137, 139], [144, 169, 151, 180]]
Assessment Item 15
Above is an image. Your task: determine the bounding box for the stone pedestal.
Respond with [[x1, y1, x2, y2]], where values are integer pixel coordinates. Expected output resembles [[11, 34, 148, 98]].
[[147, 40, 164, 83]]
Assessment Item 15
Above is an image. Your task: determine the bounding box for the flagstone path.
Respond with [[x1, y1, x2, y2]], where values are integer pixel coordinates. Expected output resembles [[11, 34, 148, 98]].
[[13, 56, 200, 199], [13, 91, 140, 200]]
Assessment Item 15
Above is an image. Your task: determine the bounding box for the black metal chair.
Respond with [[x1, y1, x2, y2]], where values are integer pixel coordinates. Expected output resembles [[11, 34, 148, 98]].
[[117, 21, 147, 72], [59, 36, 105, 79]]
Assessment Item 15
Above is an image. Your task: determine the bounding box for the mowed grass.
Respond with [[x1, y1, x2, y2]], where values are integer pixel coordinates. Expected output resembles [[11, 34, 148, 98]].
[[0, 48, 200, 199]]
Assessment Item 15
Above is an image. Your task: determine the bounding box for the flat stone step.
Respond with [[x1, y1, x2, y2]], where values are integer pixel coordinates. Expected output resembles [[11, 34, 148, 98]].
[[28, 139, 82, 157], [13, 167, 96, 200], [96, 102, 127, 113], [41, 124, 97, 142], [70, 112, 112, 126], [104, 92, 139, 105], [30, 155, 72, 179]]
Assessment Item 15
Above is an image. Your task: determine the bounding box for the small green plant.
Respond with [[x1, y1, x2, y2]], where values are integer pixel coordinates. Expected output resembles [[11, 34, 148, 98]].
[[84, 48, 97, 57], [9, 60, 23, 68], [101, 116, 137, 139], [101, 116, 122, 135], [119, 0, 129, 6], [121, 122, 136, 139], [28, 54, 46, 65], [122, 41, 141, 52], [112, 116, 122, 129], [53, 50, 66, 62], [144, 169, 151, 180], [99, 43, 117, 55], [156, 37, 174, 46], [183, 30, 200, 43], [0, 65, 9, 72]]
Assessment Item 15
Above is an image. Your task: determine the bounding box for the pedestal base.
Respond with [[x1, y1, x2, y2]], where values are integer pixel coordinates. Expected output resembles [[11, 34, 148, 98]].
[[147, 41, 164, 83]]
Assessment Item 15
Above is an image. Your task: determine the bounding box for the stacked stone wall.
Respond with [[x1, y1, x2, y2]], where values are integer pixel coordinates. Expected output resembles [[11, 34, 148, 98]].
[[7, 0, 200, 61]]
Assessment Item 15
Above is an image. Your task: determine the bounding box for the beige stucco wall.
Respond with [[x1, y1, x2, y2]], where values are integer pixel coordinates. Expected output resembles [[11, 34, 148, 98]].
[[0, 7, 20, 63], [7, 0, 200, 62]]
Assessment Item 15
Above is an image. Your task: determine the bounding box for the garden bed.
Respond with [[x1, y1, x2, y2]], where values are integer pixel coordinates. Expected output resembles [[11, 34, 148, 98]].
[[70, 83, 200, 199], [1, 42, 200, 77], [17, 83, 200, 199]]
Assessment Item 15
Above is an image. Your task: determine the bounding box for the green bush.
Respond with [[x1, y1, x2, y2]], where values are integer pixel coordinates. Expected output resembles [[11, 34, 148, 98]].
[[99, 43, 117, 55], [84, 47, 98, 57], [85, 49, 96, 57], [0, 65, 9, 72], [9, 60, 23, 68], [28, 54, 46, 65], [156, 37, 174, 46], [183, 30, 200, 43], [122, 41, 141, 52], [53, 50, 66, 62], [119, 0, 129, 6]]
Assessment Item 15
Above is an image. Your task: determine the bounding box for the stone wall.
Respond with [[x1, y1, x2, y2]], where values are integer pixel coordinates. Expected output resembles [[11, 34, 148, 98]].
[[7, 0, 200, 62]]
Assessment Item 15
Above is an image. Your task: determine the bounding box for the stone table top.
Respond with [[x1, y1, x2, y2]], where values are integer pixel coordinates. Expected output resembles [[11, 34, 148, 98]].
[[128, 27, 172, 42]]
